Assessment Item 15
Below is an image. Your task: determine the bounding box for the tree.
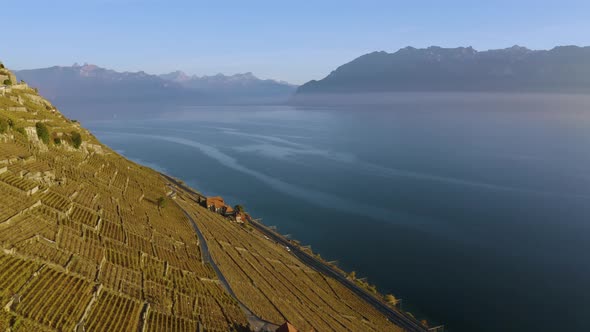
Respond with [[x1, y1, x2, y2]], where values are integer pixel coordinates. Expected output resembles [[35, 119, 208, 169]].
[[0, 119, 7, 134], [234, 204, 245, 213], [35, 122, 50, 144], [157, 196, 168, 209], [3, 79, 11, 86], [71, 131, 82, 149], [385, 294, 399, 306]]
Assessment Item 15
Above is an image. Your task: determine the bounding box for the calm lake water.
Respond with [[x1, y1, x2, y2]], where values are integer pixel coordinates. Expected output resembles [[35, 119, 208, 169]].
[[66, 94, 590, 332]]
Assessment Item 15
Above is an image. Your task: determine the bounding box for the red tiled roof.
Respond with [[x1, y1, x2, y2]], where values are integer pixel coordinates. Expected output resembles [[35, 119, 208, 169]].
[[206, 196, 226, 209]]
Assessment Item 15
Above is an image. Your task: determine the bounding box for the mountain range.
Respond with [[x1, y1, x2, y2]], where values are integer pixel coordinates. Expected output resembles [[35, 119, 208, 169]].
[[294, 45, 590, 99], [159, 70, 296, 103], [15, 64, 296, 105], [14, 45, 590, 112]]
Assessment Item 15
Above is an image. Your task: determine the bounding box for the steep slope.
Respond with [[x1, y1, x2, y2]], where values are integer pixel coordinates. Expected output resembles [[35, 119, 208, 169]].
[[295, 45, 590, 97], [0, 66, 247, 332], [0, 64, 416, 331]]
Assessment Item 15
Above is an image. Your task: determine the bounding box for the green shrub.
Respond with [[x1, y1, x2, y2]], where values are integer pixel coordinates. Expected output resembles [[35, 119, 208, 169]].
[[12, 316, 22, 329], [71, 131, 82, 149], [35, 122, 50, 144], [157, 196, 168, 209], [0, 63, 4, 69], [15, 127, 26, 137], [385, 294, 399, 306], [0, 119, 7, 134], [7, 119, 14, 128], [2, 79, 11, 85], [54, 137, 61, 145]]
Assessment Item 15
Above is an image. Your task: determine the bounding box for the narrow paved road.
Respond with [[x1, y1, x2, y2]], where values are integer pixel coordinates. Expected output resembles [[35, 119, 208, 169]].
[[163, 173, 429, 332], [165, 181, 279, 332]]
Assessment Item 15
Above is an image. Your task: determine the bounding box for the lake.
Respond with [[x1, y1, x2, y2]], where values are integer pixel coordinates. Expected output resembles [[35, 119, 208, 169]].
[[63, 93, 590, 332]]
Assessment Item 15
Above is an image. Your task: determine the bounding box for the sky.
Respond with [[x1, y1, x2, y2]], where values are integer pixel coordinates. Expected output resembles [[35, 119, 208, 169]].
[[2, 0, 590, 84]]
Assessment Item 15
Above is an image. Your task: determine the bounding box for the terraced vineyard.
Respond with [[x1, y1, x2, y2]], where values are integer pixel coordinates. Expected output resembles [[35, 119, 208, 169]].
[[177, 198, 405, 332], [0, 64, 413, 331]]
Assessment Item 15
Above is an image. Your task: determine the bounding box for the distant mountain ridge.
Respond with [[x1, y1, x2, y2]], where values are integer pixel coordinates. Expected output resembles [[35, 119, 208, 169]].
[[158, 70, 296, 100], [15, 64, 297, 106], [295, 45, 590, 97], [15, 64, 194, 103]]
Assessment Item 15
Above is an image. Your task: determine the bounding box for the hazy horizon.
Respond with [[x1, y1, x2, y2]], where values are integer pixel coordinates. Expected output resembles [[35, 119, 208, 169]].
[[11, 44, 590, 87], [3, 0, 590, 84]]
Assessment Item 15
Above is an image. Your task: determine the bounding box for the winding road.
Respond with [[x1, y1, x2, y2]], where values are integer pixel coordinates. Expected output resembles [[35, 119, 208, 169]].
[[163, 173, 429, 332], [166, 182, 279, 332]]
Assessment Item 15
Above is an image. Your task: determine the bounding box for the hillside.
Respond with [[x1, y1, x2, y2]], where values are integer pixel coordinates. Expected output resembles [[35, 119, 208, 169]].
[[294, 45, 590, 98], [0, 64, 419, 331]]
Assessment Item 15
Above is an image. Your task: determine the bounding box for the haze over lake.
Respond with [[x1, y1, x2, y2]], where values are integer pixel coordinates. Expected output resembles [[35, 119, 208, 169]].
[[67, 93, 590, 332]]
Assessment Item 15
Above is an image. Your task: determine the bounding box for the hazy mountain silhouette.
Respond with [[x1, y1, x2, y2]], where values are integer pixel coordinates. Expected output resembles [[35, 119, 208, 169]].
[[159, 71, 296, 103], [295, 46, 590, 98], [16, 64, 197, 103], [16, 65, 297, 106]]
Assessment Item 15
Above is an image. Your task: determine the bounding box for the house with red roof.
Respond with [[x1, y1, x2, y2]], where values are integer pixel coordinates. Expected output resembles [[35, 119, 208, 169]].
[[205, 196, 239, 218]]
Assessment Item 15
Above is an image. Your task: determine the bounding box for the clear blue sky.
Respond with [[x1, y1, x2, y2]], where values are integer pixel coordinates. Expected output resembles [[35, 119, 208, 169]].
[[2, 0, 589, 84]]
